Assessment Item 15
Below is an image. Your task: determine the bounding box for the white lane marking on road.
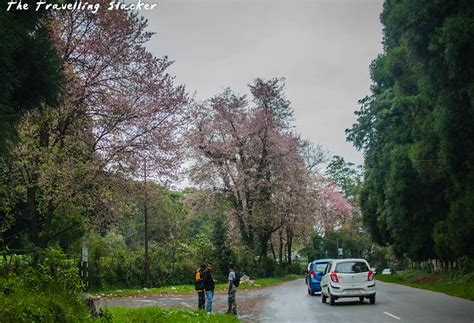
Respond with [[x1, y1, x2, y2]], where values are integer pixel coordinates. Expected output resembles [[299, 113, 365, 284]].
[[384, 312, 401, 320]]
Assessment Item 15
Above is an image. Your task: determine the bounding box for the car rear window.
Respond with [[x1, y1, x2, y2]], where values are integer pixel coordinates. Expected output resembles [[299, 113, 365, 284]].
[[314, 263, 328, 272], [335, 261, 369, 273]]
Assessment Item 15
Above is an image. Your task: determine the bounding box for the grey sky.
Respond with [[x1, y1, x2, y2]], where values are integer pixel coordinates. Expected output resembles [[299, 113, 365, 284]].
[[142, 0, 384, 165]]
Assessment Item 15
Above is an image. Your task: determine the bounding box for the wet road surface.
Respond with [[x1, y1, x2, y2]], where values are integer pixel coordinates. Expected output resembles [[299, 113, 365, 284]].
[[102, 278, 474, 322], [259, 279, 474, 322]]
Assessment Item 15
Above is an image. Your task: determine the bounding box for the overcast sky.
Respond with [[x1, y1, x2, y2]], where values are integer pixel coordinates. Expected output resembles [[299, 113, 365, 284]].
[[141, 0, 384, 165]]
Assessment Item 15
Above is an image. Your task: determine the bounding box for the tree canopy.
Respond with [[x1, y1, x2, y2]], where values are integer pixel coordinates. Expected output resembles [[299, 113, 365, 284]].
[[0, 2, 63, 155], [347, 0, 474, 261]]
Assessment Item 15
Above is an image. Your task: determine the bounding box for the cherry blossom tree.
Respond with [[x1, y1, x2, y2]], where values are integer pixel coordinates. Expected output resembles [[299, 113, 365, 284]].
[[189, 78, 310, 256], [313, 179, 353, 234], [1, 3, 187, 248], [188, 78, 355, 262], [49, 4, 187, 176], [271, 151, 314, 267]]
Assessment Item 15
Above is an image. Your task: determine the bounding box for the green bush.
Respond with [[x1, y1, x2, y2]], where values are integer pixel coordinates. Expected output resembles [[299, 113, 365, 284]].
[[86, 233, 204, 290], [84, 232, 301, 291], [456, 256, 474, 274], [0, 248, 92, 322]]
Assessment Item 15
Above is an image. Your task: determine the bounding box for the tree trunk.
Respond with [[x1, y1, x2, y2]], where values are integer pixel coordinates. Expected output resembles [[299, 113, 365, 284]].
[[286, 228, 293, 273], [270, 239, 277, 261], [278, 230, 283, 265], [40, 199, 55, 248], [259, 231, 271, 257], [231, 197, 254, 249], [26, 110, 51, 249], [26, 186, 40, 247]]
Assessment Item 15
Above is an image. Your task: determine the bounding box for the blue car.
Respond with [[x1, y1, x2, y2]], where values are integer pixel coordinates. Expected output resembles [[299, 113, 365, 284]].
[[306, 259, 331, 296]]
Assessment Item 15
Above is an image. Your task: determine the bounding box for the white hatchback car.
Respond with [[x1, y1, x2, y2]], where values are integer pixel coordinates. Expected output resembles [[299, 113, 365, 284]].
[[321, 258, 376, 305]]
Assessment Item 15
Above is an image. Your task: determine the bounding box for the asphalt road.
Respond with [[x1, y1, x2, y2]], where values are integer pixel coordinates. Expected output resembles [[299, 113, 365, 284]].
[[258, 278, 474, 323]]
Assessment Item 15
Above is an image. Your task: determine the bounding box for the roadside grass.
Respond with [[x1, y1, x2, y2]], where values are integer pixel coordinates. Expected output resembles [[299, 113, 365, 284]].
[[0, 289, 93, 323], [94, 274, 301, 298], [103, 307, 239, 323], [376, 270, 474, 300]]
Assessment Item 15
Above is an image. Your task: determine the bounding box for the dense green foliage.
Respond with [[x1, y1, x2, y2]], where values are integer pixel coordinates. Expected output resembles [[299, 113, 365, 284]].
[[0, 1, 63, 154], [304, 228, 370, 260], [0, 248, 92, 322], [347, 0, 474, 261], [326, 156, 362, 203], [76, 187, 300, 291]]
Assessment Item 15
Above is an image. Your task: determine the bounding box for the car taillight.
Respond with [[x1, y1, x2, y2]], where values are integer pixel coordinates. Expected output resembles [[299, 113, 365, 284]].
[[311, 270, 316, 279], [368, 270, 374, 281], [330, 272, 339, 283]]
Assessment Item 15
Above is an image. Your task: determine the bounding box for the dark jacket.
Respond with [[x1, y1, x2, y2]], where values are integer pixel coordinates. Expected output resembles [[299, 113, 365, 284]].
[[203, 269, 215, 291]]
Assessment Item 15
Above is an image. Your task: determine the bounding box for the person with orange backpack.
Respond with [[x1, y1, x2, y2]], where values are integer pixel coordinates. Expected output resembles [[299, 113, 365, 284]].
[[195, 264, 206, 310]]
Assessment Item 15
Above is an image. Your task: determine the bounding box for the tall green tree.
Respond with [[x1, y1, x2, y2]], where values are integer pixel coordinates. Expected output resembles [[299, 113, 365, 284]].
[[326, 155, 362, 203], [0, 1, 63, 154], [347, 0, 474, 261], [0, 2, 64, 249]]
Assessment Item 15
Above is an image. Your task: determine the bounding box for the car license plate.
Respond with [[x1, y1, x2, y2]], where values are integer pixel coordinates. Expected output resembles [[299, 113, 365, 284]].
[[346, 289, 361, 294]]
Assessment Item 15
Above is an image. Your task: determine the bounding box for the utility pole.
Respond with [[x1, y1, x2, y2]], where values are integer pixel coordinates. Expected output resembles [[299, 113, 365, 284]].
[[144, 160, 149, 288]]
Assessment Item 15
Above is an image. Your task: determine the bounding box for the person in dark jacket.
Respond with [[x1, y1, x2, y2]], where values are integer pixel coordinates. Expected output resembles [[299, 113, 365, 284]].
[[195, 264, 206, 310], [203, 262, 217, 313]]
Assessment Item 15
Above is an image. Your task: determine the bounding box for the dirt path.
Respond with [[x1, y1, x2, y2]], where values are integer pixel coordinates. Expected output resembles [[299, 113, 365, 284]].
[[101, 282, 296, 322]]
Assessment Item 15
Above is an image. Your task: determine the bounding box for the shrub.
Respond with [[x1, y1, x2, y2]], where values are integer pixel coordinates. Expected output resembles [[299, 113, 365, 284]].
[[83, 233, 301, 291], [0, 248, 91, 322]]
